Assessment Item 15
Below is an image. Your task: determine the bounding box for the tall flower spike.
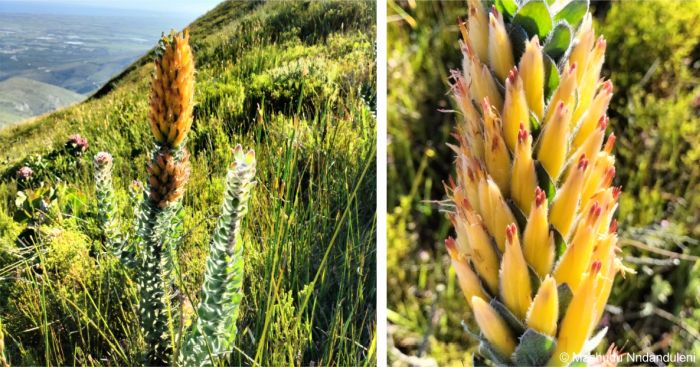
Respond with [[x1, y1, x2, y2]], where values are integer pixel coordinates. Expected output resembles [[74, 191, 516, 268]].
[[488, 7, 514, 81], [502, 68, 530, 151], [519, 36, 545, 120], [149, 29, 195, 148], [472, 296, 517, 358], [444, 3, 629, 365], [179, 145, 257, 365], [499, 224, 532, 320], [523, 187, 554, 277]]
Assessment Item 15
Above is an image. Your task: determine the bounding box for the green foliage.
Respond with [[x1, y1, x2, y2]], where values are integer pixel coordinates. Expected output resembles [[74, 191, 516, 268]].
[[543, 23, 572, 62], [0, 320, 6, 367], [595, 2, 700, 356], [43, 224, 95, 284], [512, 0, 553, 38], [553, 0, 587, 26], [0, 1, 376, 366], [600, 0, 700, 232], [1, 221, 139, 366], [248, 57, 339, 113]]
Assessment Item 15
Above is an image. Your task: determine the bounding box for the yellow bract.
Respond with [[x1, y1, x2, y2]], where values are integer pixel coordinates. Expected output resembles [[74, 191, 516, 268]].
[[472, 296, 517, 358], [537, 102, 571, 181], [526, 275, 558, 336], [488, 8, 514, 81], [511, 126, 537, 215], [519, 36, 545, 120], [549, 263, 603, 367], [499, 224, 532, 320], [446, 238, 487, 306], [522, 187, 553, 277], [502, 69, 530, 152]]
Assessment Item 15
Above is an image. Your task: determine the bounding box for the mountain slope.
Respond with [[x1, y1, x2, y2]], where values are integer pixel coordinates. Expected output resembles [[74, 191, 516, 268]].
[[0, 77, 83, 128], [0, 1, 376, 366]]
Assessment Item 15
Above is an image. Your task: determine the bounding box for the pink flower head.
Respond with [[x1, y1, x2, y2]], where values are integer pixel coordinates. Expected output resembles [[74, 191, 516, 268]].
[[66, 134, 89, 156], [17, 166, 33, 180], [94, 151, 113, 166]]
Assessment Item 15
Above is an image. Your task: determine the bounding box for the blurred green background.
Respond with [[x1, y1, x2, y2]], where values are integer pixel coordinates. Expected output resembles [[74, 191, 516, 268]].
[[387, 0, 700, 365]]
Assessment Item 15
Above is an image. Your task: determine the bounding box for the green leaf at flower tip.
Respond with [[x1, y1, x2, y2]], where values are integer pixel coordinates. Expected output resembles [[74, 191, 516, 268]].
[[513, 0, 553, 39], [551, 226, 567, 260], [527, 264, 542, 298], [554, 0, 589, 27], [529, 111, 542, 138], [507, 23, 529, 64], [534, 161, 556, 202], [543, 53, 560, 101], [511, 328, 557, 366], [507, 199, 528, 230], [543, 22, 573, 62], [479, 339, 512, 367], [496, 0, 519, 20], [490, 298, 527, 336], [491, 67, 506, 95], [556, 283, 573, 322]]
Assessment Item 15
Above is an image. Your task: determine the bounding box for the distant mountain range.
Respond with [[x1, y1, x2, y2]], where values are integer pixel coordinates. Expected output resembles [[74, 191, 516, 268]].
[[0, 7, 192, 126], [0, 77, 83, 127]]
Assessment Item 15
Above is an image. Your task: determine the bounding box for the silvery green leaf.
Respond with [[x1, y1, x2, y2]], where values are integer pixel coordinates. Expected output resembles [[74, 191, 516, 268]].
[[512, 328, 556, 366]]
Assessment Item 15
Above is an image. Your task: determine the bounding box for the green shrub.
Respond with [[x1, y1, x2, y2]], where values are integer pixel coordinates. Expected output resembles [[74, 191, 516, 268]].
[[599, 0, 700, 237], [248, 57, 340, 113]]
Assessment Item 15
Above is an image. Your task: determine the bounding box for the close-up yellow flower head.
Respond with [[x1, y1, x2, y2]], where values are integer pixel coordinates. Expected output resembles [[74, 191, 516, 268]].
[[149, 29, 195, 148]]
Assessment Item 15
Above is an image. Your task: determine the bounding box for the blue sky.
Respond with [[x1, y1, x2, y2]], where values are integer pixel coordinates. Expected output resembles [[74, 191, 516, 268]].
[[0, 0, 222, 16]]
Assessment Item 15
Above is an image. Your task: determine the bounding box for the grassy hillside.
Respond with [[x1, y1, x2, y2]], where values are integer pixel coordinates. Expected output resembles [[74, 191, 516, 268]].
[[0, 1, 376, 366], [0, 77, 84, 128], [387, 1, 699, 366]]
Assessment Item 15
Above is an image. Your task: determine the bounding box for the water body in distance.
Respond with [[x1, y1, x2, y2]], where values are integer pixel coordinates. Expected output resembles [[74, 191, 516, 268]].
[[0, 1, 202, 127]]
